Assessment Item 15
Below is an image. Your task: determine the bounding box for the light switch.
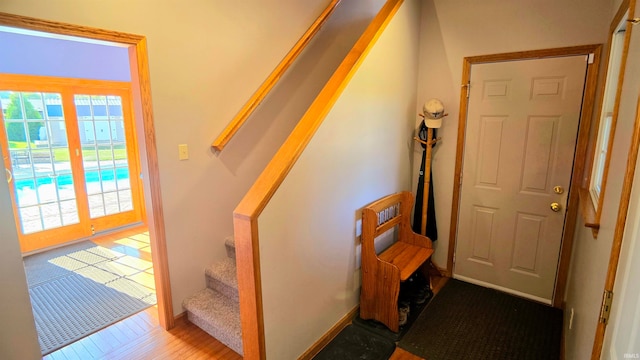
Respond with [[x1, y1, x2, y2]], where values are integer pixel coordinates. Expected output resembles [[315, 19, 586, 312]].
[[178, 144, 189, 160]]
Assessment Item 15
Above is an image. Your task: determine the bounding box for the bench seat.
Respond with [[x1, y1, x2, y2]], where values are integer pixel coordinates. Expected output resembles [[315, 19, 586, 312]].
[[379, 242, 434, 281]]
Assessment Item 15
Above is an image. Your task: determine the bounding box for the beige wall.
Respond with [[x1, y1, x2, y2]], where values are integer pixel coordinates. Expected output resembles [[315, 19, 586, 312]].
[[414, 0, 611, 274], [0, 162, 41, 360], [564, 3, 640, 358], [0, 0, 623, 357], [258, 0, 421, 357], [0, 0, 335, 316], [414, 0, 640, 358]]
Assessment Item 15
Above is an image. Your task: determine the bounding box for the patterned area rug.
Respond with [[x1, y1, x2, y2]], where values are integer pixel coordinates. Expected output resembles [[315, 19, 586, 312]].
[[398, 279, 562, 360], [24, 241, 156, 355]]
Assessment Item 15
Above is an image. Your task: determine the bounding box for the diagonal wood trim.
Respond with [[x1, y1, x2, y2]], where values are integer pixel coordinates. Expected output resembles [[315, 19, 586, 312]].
[[232, 1, 404, 358], [588, 0, 635, 236], [590, 79, 640, 360], [590, 2, 637, 358], [554, 45, 602, 308], [234, 0, 404, 218], [211, 0, 342, 152], [0, 12, 174, 330]]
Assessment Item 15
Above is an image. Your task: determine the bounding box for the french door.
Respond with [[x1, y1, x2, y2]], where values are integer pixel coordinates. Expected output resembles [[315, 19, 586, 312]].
[[0, 74, 144, 253]]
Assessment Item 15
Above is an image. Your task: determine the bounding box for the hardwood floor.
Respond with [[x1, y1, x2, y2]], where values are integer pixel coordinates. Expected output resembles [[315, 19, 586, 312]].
[[36, 225, 235, 360], [389, 348, 424, 360], [42, 307, 241, 360], [39, 227, 441, 359], [92, 225, 153, 263]]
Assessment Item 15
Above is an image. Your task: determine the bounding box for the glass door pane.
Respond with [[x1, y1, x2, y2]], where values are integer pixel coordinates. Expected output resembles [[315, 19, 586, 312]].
[[75, 95, 134, 219], [1, 91, 80, 234]]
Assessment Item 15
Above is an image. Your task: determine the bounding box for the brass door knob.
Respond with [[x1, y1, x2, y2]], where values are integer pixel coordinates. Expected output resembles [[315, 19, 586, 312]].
[[550, 202, 561, 212]]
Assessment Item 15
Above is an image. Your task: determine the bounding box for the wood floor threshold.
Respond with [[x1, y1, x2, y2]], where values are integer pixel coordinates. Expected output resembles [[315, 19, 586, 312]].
[[389, 347, 425, 360]]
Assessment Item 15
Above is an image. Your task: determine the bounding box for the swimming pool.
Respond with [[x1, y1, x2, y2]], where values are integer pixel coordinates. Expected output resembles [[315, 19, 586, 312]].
[[14, 167, 130, 189]]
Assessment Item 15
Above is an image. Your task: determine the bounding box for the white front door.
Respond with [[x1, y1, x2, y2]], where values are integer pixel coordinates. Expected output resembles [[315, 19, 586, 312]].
[[454, 55, 588, 303]]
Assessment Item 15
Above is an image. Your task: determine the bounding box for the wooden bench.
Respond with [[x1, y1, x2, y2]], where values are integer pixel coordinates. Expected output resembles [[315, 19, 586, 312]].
[[359, 191, 434, 332]]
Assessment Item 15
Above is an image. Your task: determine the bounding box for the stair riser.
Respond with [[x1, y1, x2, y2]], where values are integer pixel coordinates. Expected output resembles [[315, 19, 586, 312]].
[[206, 276, 239, 302], [225, 237, 236, 260], [225, 246, 236, 260], [187, 311, 243, 356]]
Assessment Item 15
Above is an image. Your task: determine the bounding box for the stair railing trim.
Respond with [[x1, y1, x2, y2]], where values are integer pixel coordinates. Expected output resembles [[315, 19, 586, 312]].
[[212, 0, 342, 151], [232, 1, 405, 358]]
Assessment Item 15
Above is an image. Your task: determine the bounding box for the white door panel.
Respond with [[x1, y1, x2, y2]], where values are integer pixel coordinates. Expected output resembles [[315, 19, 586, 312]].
[[455, 55, 588, 301]]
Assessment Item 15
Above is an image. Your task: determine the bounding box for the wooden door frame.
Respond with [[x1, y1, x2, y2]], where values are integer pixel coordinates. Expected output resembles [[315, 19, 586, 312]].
[[591, 94, 640, 356], [591, 45, 640, 360], [0, 12, 174, 329], [447, 44, 602, 308]]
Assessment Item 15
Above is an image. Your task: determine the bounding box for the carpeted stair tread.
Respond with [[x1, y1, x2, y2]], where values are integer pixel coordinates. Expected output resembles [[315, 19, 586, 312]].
[[183, 288, 242, 355], [205, 258, 239, 302], [224, 236, 236, 260]]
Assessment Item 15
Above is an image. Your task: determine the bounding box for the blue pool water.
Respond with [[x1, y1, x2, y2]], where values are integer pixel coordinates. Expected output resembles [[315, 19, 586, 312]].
[[15, 168, 130, 189]]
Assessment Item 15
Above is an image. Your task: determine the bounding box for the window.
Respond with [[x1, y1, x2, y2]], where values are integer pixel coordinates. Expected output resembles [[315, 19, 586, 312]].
[[0, 75, 144, 252], [590, 112, 612, 203], [582, 6, 630, 235]]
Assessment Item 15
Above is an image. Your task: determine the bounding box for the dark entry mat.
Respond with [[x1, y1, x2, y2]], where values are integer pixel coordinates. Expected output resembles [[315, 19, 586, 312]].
[[313, 324, 396, 360], [398, 279, 562, 360], [351, 291, 431, 342]]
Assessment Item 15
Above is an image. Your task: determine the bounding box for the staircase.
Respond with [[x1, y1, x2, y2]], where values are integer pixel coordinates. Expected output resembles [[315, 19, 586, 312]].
[[182, 237, 242, 355]]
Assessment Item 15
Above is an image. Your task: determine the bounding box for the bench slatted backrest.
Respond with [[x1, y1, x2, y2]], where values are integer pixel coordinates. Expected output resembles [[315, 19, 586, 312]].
[[362, 192, 414, 251]]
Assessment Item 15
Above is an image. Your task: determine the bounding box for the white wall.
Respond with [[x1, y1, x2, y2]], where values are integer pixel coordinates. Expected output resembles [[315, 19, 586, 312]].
[[414, 0, 611, 274], [564, 3, 640, 358], [0, 162, 41, 360], [257, 1, 421, 357], [601, 135, 640, 359], [0, 0, 337, 316]]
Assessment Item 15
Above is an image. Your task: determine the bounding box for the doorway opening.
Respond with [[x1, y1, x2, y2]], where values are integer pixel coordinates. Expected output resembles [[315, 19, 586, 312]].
[[0, 12, 173, 354]]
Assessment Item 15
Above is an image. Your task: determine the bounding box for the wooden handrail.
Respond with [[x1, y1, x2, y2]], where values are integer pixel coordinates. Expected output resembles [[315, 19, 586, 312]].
[[232, 0, 404, 358], [211, 0, 342, 152]]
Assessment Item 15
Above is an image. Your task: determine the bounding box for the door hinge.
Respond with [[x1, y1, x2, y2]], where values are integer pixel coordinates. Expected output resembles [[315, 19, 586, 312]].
[[464, 82, 470, 98], [459, 172, 463, 186], [588, 53, 595, 64], [91, 224, 95, 235], [599, 290, 613, 324]]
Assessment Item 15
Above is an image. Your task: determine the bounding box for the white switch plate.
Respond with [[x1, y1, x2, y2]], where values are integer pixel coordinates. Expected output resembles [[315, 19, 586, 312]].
[[178, 144, 189, 160]]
